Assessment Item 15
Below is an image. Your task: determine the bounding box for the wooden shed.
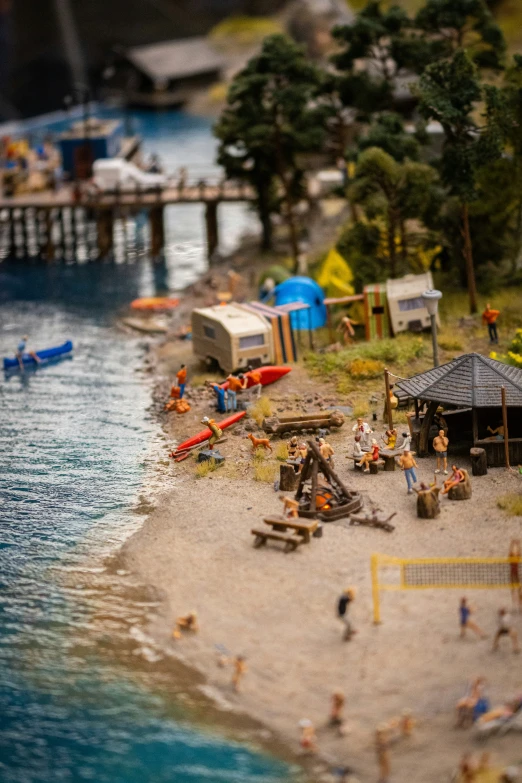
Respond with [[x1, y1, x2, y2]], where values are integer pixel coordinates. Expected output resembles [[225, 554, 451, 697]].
[[395, 353, 522, 467]]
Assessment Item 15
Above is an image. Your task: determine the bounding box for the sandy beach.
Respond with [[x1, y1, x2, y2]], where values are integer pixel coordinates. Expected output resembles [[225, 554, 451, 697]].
[[121, 344, 522, 783]]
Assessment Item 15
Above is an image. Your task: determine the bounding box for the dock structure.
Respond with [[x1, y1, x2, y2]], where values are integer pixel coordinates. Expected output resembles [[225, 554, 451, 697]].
[[0, 176, 256, 264], [0, 173, 338, 264]]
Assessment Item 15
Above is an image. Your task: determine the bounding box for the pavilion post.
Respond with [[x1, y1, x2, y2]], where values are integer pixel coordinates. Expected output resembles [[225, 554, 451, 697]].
[[384, 367, 393, 430], [501, 386, 510, 469], [472, 407, 478, 445]]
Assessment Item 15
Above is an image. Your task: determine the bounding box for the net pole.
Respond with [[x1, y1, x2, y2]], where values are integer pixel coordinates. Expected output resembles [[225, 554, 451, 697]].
[[371, 554, 381, 624]]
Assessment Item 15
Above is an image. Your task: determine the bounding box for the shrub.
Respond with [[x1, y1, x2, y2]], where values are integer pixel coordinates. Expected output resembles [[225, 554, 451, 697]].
[[438, 336, 463, 352], [348, 357, 384, 379], [250, 396, 272, 426], [497, 493, 522, 516]]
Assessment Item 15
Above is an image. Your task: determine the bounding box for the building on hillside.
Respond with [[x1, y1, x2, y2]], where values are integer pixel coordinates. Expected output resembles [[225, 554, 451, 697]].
[[109, 37, 224, 108]]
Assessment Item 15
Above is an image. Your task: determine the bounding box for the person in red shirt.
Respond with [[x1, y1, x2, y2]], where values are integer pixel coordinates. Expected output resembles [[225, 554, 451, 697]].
[[176, 364, 187, 398], [482, 303, 500, 344], [356, 439, 380, 473]]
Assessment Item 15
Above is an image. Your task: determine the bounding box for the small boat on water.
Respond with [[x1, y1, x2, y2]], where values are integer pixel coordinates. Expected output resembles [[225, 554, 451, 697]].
[[220, 365, 291, 390], [3, 340, 73, 370], [172, 411, 246, 457]]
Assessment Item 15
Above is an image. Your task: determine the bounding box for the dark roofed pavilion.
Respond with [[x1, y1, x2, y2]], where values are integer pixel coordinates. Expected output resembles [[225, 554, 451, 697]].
[[396, 353, 522, 467]]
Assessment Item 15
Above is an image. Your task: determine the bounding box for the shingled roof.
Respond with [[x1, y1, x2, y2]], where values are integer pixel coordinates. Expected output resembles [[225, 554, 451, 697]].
[[396, 353, 522, 408]]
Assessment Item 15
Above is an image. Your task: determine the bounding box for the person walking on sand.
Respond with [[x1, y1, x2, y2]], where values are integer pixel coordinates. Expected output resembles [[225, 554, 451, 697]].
[[329, 692, 345, 729], [299, 719, 317, 753], [398, 450, 418, 494], [433, 429, 449, 475], [337, 587, 356, 641], [176, 364, 187, 399], [492, 608, 520, 653], [482, 303, 500, 344], [459, 597, 487, 640], [232, 655, 246, 692]]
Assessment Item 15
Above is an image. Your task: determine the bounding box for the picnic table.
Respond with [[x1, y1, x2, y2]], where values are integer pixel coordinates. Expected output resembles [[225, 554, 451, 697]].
[[251, 515, 319, 552], [380, 449, 417, 472]]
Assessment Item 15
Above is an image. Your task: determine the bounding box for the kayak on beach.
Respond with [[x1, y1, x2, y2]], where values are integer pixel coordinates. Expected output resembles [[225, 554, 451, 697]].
[[130, 297, 180, 311], [220, 365, 291, 391], [172, 411, 246, 457], [3, 340, 73, 370]]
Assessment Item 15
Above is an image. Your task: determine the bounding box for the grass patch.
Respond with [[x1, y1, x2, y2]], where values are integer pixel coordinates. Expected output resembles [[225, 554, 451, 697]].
[[352, 402, 370, 418], [195, 459, 219, 478], [254, 461, 278, 483], [209, 16, 283, 47], [249, 396, 273, 426], [438, 334, 464, 352], [348, 357, 384, 380], [275, 441, 289, 461], [497, 493, 522, 517]]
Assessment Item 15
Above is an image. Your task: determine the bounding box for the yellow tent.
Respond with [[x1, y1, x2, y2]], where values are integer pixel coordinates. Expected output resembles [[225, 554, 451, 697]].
[[317, 248, 355, 298]]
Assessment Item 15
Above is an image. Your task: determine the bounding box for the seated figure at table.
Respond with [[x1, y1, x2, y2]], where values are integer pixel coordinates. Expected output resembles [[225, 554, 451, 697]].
[[357, 439, 380, 473], [352, 434, 363, 459], [382, 428, 398, 450]]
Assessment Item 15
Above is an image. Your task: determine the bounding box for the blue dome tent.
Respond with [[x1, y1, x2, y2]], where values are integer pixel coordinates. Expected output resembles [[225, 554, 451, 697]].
[[273, 277, 327, 330]]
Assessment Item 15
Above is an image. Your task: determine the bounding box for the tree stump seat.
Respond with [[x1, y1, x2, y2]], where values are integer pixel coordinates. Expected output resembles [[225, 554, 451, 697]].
[[448, 469, 472, 500], [470, 447, 487, 476]]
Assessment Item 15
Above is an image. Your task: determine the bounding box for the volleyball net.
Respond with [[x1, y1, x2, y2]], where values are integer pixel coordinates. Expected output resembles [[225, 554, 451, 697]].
[[371, 553, 521, 623]]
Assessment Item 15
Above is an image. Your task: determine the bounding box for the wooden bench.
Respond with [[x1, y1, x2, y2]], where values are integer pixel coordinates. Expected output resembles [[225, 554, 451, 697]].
[[346, 456, 384, 474], [251, 528, 302, 552], [263, 515, 318, 544]]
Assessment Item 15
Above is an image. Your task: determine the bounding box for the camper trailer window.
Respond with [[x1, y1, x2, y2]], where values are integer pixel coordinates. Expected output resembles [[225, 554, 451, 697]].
[[398, 297, 424, 312], [203, 324, 216, 339], [239, 334, 265, 349]]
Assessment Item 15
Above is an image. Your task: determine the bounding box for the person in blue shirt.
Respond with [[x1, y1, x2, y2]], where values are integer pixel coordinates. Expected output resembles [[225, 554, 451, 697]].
[[16, 335, 41, 370], [459, 597, 486, 640]]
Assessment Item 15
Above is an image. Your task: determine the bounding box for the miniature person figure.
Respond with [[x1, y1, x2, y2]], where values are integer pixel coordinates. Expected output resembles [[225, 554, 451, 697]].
[[207, 381, 227, 414], [455, 677, 487, 728], [485, 422, 505, 441], [173, 611, 199, 639], [337, 314, 358, 345], [329, 692, 345, 730], [482, 302, 500, 344], [382, 428, 398, 450], [398, 450, 418, 494], [508, 539, 521, 611], [397, 431, 412, 452], [383, 385, 398, 422], [287, 435, 299, 461], [352, 434, 363, 458], [297, 442, 308, 471], [176, 364, 187, 399], [440, 465, 464, 495], [400, 710, 414, 738], [352, 417, 373, 451], [299, 719, 317, 753], [492, 608, 520, 653], [356, 439, 380, 473], [458, 753, 477, 783], [433, 429, 449, 474], [232, 655, 247, 692], [280, 496, 299, 519], [16, 335, 41, 370], [246, 364, 262, 398], [226, 373, 244, 411], [375, 725, 391, 783], [337, 587, 356, 641], [319, 437, 334, 467], [201, 416, 223, 450], [459, 597, 487, 640]]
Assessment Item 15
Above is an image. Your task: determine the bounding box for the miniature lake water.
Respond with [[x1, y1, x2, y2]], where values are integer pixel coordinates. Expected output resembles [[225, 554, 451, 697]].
[[0, 111, 294, 783]]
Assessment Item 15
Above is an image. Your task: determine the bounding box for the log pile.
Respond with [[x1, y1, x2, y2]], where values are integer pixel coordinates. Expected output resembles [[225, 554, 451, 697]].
[[263, 410, 345, 435]]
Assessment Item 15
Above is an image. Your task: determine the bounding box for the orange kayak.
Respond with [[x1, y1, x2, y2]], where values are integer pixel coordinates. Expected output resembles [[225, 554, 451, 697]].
[[130, 297, 180, 311], [220, 366, 291, 390]]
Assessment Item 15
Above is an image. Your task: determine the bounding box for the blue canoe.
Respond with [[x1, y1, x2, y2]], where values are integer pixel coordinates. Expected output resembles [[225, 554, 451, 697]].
[[3, 340, 73, 370]]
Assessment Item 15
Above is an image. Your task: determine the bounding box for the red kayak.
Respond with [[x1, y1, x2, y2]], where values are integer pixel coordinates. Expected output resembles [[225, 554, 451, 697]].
[[172, 411, 246, 457], [220, 365, 291, 391]]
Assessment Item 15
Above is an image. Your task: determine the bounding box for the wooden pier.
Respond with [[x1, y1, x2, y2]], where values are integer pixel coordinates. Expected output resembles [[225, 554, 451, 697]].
[[0, 173, 336, 263], [0, 176, 257, 263]]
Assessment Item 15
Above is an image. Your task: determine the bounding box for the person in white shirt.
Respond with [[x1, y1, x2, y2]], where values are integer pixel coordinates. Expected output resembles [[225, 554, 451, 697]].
[[492, 608, 520, 653], [352, 418, 372, 451]]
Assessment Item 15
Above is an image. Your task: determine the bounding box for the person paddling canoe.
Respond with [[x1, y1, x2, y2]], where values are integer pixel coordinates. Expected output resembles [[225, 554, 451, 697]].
[[16, 336, 41, 370]]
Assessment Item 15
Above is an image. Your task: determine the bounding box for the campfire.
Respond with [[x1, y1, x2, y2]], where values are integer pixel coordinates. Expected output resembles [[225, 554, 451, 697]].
[[295, 440, 362, 521]]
